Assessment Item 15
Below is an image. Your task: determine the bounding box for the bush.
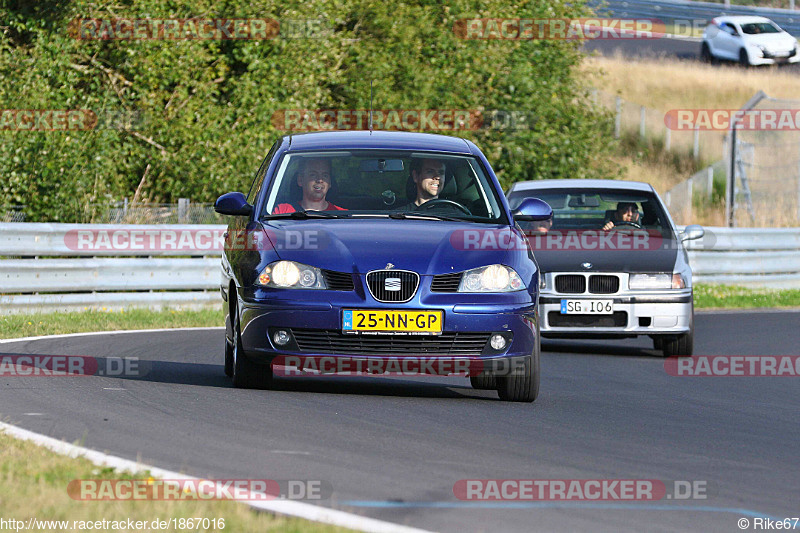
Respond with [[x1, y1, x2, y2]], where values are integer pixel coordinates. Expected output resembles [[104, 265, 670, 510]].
[[0, 0, 620, 221]]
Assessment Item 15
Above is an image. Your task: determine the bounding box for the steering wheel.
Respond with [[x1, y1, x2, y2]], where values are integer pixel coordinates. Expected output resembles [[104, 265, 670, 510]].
[[418, 198, 471, 216], [609, 221, 642, 230]]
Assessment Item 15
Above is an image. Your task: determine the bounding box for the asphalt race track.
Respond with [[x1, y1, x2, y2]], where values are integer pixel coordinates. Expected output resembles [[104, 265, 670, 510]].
[[2, 310, 799, 532]]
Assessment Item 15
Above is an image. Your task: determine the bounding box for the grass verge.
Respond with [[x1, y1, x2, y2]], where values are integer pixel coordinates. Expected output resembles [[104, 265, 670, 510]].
[[694, 283, 800, 309], [0, 307, 224, 340], [0, 431, 351, 532]]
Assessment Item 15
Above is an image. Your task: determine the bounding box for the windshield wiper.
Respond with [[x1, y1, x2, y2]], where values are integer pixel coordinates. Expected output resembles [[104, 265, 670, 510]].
[[388, 211, 463, 222], [264, 210, 350, 220]]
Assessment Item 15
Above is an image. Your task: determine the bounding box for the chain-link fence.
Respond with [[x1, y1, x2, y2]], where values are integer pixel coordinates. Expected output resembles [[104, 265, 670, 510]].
[[729, 94, 800, 227], [2, 200, 224, 224]]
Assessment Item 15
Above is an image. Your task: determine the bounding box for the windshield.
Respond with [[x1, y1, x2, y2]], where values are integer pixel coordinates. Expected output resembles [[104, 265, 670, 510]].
[[507, 188, 675, 236], [741, 22, 781, 34], [261, 150, 507, 224]]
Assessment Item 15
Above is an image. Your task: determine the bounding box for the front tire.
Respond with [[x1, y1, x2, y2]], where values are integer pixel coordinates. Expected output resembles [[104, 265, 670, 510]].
[[739, 48, 750, 67], [231, 305, 273, 389], [496, 335, 540, 403], [701, 42, 712, 63], [470, 373, 497, 390], [662, 328, 694, 357], [224, 337, 233, 377]]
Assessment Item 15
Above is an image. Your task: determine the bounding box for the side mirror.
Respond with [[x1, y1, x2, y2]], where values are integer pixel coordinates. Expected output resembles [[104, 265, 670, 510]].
[[214, 192, 253, 217], [681, 224, 705, 242], [512, 197, 553, 222]]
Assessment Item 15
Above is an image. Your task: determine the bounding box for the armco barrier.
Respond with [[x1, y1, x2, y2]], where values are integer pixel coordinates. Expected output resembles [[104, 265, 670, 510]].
[[0, 223, 798, 314], [593, 0, 800, 37], [0, 223, 222, 314], [683, 226, 800, 288]]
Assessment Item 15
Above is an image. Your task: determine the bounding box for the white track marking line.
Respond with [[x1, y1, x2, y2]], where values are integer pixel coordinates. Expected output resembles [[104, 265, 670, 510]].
[[0, 421, 434, 533]]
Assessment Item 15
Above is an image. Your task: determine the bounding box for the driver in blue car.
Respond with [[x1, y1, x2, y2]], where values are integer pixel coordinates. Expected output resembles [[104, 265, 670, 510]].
[[602, 202, 640, 231], [273, 158, 346, 214], [395, 158, 446, 211]]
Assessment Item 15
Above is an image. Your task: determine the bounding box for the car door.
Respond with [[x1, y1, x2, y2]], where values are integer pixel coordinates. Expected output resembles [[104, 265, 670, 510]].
[[715, 23, 742, 59]]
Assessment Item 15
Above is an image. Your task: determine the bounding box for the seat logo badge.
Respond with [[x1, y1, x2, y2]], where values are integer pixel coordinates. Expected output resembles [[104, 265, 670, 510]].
[[385, 278, 402, 292], [385, 263, 394, 270], [581, 262, 592, 270]]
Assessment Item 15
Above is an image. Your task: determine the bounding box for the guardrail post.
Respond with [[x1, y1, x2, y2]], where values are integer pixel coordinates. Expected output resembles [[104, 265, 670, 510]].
[[614, 96, 621, 139]]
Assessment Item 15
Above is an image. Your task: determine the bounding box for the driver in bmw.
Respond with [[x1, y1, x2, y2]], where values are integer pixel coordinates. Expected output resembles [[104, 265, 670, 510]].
[[396, 158, 446, 211], [602, 202, 640, 231]]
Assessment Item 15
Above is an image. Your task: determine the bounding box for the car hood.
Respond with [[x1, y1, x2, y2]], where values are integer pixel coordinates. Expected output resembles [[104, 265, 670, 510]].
[[260, 219, 517, 275], [530, 239, 679, 273], [744, 33, 797, 48]]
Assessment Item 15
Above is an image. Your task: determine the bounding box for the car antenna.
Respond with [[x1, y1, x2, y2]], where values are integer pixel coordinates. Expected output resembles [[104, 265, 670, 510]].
[[369, 80, 373, 134]]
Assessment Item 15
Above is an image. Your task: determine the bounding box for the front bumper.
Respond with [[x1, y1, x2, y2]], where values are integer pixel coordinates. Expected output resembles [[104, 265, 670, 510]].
[[236, 291, 539, 372], [539, 282, 693, 338]]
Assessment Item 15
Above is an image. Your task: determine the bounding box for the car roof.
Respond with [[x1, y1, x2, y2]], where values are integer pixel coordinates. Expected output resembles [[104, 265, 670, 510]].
[[283, 131, 474, 154], [507, 179, 655, 194], [711, 15, 774, 25]]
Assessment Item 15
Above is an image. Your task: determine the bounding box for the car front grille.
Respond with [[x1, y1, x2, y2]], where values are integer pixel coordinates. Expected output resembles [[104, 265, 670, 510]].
[[290, 329, 490, 356], [322, 269, 355, 291], [588, 275, 619, 294], [366, 270, 419, 302], [430, 272, 462, 292], [548, 311, 628, 328], [555, 275, 586, 294], [555, 274, 620, 294]]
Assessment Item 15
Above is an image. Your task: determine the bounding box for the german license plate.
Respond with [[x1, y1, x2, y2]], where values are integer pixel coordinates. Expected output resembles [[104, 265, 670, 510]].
[[343, 310, 443, 334], [560, 299, 613, 315]]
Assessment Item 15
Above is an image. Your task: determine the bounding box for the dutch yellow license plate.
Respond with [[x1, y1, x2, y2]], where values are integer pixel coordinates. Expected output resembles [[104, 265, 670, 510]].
[[342, 309, 443, 334]]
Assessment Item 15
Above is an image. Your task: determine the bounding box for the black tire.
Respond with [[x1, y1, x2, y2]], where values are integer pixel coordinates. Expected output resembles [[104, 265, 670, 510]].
[[224, 337, 233, 377], [496, 334, 540, 403], [662, 328, 694, 357], [700, 42, 712, 63], [739, 48, 750, 67], [231, 306, 273, 389], [470, 373, 496, 390], [662, 300, 694, 357]]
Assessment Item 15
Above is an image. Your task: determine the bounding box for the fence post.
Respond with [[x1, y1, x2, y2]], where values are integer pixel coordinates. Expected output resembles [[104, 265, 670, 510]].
[[693, 127, 700, 160], [178, 198, 189, 223], [614, 96, 621, 139], [707, 166, 714, 199], [639, 106, 646, 141], [687, 178, 693, 222]]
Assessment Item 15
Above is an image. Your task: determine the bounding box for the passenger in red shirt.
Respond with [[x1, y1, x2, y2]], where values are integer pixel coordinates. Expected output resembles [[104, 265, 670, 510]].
[[273, 158, 346, 213]]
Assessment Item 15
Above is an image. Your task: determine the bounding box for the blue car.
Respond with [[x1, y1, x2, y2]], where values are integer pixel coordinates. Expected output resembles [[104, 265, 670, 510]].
[[214, 131, 551, 402]]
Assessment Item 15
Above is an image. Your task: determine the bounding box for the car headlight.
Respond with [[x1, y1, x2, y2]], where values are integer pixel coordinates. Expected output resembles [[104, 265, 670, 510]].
[[255, 260, 327, 289], [629, 273, 686, 290], [458, 264, 525, 292]]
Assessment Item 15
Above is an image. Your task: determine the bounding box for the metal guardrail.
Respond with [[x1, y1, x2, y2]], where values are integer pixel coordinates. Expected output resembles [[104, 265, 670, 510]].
[[0, 224, 223, 314], [0, 223, 798, 314], [683, 226, 800, 287], [594, 0, 800, 36]]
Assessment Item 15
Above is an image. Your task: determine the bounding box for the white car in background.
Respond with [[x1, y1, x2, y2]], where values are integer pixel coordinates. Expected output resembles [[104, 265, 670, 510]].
[[701, 15, 800, 66]]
